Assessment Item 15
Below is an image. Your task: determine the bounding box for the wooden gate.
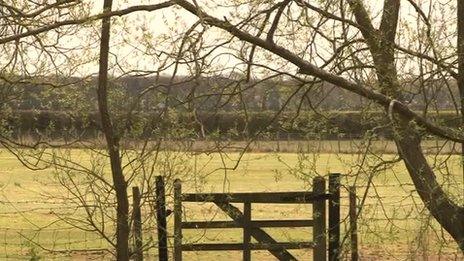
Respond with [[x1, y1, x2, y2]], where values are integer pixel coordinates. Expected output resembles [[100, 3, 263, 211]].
[[171, 174, 341, 261]]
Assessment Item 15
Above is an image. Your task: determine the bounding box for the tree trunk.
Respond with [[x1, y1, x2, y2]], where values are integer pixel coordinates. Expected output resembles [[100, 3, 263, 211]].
[[458, 0, 464, 201], [97, 0, 130, 259], [347, 0, 464, 251], [393, 118, 464, 251]]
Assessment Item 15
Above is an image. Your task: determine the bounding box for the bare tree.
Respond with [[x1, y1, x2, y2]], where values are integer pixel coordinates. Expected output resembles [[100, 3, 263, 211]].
[[171, 0, 464, 250], [96, 0, 130, 258], [1, 0, 464, 258], [0, 1, 182, 259]]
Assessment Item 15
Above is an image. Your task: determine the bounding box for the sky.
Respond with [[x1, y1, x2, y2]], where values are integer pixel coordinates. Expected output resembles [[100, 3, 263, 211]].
[[1, 0, 458, 79]]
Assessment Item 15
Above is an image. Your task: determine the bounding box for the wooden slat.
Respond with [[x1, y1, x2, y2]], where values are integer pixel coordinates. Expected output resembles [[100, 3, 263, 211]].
[[349, 186, 359, 261], [182, 220, 238, 229], [252, 219, 313, 227], [182, 191, 330, 203], [329, 173, 341, 261], [182, 242, 315, 251], [182, 219, 314, 229], [155, 176, 168, 261], [243, 202, 251, 261], [313, 177, 327, 261], [173, 179, 182, 261]]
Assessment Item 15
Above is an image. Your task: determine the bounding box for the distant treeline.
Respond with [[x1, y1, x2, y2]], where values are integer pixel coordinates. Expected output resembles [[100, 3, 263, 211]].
[[6, 110, 461, 140], [4, 75, 461, 113]]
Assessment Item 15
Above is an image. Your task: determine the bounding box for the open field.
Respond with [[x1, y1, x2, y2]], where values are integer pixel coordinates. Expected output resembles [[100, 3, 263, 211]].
[[181, 139, 463, 154], [0, 146, 463, 260], [12, 138, 464, 154]]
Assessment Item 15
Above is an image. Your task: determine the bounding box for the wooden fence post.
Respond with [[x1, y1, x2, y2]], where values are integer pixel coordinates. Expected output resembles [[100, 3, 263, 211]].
[[243, 202, 251, 261], [349, 186, 358, 261], [132, 186, 143, 261], [313, 176, 326, 261], [173, 179, 182, 261], [155, 176, 168, 261], [329, 173, 341, 261]]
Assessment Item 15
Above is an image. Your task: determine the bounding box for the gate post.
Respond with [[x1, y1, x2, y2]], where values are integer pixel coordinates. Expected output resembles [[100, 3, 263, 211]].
[[313, 176, 326, 261], [329, 173, 341, 261], [243, 202, 251, 261], [349, 186, 358, 261], [155, 176, 168, 261], [173, 179, 182, 261], [132, 186, 143, 261]]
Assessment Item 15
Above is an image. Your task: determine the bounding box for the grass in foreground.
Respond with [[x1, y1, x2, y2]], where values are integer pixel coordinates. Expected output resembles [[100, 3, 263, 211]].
[[0, 147, 462, 260]]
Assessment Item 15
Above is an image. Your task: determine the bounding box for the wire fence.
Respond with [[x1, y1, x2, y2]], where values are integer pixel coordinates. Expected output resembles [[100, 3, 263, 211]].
[[2, 182, 462, 260], [0, 138, 463, 260], [0, 202, 160, 260]]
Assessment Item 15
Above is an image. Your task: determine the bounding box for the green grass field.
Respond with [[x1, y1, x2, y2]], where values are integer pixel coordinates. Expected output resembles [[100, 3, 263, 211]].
[[0, 147, 463, 260]]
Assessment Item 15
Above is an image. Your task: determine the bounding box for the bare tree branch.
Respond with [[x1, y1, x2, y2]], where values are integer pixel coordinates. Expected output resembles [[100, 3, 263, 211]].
[[173, 0, 464, 143], [0, 1, 175, 45]]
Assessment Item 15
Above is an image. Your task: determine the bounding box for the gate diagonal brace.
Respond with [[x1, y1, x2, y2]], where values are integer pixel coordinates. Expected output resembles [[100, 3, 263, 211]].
[[214, 201, 298, 261]]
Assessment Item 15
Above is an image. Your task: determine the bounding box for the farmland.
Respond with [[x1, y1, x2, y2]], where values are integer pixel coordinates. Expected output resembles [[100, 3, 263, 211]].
[[0, 142, 462, 260]]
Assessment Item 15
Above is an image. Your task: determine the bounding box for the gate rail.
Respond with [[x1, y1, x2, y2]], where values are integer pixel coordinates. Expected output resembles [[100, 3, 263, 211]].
[[171, 173, 341, 261]]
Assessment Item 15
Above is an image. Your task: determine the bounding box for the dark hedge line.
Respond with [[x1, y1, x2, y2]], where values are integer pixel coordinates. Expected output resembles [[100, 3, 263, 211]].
[[5, 110, 461, 139]]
